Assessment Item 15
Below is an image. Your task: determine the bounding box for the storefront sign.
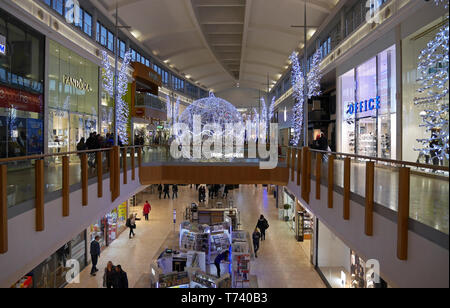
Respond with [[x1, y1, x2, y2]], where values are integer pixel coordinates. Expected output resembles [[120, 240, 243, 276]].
[[0, 35, 6, 56], [63, 75, 93, 92], [0, 85, 43, 113], [346, 96, 381, 115]]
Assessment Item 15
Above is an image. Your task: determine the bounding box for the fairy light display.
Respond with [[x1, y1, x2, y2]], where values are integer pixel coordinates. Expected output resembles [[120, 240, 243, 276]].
[[414, 3, 449, 162], [101, 50, 132, 144]]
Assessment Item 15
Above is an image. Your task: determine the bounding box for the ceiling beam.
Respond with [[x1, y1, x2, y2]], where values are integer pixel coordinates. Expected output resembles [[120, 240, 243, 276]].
[[161, 47, 207, 60], [288, 0, 333, 14]]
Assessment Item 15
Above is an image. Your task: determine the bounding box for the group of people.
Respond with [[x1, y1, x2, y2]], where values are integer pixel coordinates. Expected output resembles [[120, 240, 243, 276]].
[[252, 215, 269, 258], [196, 184, 230, 203], [89, 236, 128, 288], [158, 184, 179, 199], [213, 214, 269, 278]]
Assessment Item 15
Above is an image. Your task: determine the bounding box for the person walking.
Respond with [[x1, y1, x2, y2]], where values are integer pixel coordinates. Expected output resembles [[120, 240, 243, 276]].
[[172, 184, 178, 199], [256, 215, 269, 241], [252, 228, 261, 258], [143, 200, 151, 221], [214, 250, 229, 278], [90, 236, 101, 276], [158, 184, 163, 199], [113, 265, 129, 288], [126, 214, 136, 238], [163, 184, 170, 199], [103, 261, 116, 288]]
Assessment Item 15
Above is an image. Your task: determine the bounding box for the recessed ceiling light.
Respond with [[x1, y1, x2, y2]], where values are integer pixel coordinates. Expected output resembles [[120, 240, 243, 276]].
[[130, 30, 141, 39]]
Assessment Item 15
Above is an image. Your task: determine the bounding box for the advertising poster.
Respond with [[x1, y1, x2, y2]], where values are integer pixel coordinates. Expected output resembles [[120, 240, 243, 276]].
[[27, 118, 43, 154]]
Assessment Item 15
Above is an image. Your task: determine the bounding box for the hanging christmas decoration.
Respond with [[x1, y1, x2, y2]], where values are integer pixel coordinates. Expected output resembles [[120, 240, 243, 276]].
[[414, 15, 449, 162], [290, 51, 305, 146], [102, 50, 132, 145]]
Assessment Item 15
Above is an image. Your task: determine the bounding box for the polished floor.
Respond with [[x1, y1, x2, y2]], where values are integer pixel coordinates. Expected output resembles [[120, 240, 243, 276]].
[[66, 185, 325, 288]]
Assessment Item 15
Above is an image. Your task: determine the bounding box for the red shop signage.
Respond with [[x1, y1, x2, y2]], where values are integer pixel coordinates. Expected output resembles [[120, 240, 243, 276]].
[[0, 85, 43, 113]]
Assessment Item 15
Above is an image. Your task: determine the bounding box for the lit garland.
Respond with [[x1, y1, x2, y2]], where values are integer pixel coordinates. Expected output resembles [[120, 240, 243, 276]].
[[414, 11, 449, 162], [101, 50, 132, 145], [290, 51, 305, 146]]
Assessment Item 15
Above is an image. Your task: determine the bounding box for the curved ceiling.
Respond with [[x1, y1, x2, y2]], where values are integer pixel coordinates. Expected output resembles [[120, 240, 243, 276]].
[[96, 0, 338, 95]]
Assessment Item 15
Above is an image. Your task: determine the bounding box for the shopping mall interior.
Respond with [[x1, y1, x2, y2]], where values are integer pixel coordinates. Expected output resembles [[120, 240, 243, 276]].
[[0, 0, 448, 290]]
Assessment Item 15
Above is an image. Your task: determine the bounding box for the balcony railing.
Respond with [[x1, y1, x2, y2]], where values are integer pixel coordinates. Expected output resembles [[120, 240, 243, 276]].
[[284, 146, 449, 261]]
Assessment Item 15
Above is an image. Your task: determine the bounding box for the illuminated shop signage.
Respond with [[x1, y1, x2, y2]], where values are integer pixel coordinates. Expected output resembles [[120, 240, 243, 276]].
[[0, 35, 6, 55], [346, 96, 381, 115], [63, 75, 93, 92]]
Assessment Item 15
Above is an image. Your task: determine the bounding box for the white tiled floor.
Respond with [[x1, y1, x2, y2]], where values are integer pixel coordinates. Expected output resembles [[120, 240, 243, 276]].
[[67, 185, 324, 288]]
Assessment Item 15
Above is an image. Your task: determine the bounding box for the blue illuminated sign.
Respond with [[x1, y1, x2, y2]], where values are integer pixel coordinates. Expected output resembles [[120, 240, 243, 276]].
[[346, 96, 381, 115], [0, 35, 6, 56]]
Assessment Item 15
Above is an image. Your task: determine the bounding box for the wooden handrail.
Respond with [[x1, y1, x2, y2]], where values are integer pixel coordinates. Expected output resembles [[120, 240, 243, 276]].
[[305, 148, 449, 173], [0, 146, 144, 164]]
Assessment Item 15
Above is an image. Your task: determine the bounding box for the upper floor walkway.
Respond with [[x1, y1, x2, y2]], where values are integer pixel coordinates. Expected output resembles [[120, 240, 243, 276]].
[[0, 144, 448, 287]]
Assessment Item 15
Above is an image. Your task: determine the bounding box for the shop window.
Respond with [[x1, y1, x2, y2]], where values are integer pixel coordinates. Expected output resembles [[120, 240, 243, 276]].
[[48, 40, 99, 154], [107, 30, 114, 52], [83, 11, 92, 37], [338, 45, 396, 159], [53, 0, 64, 15], [402, 18, 448, 166]]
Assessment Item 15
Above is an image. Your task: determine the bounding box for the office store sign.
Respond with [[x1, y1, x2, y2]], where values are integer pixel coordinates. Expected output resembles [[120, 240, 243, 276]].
[[346, 96, 381, 116]]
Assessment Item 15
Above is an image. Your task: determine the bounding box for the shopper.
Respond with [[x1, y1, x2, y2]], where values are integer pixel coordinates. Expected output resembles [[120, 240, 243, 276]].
[[163, 184, 170, 199], [113, 265, 129, 288], [126, 214, 136, 238], [90, 236, 101, 276], [256, 215, 269, 241], [143, 200, 151, 221], [103, 261, 116, 288], [252, 228, 261, 258], [158, 184, 163, 199], [172, 184, 178, 199], [214, 250, 229, 278]]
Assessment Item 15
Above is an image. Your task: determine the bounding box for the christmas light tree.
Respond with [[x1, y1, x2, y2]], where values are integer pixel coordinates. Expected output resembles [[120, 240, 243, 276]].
[[102, 50, 132, 145], [414, 3, 449, 163]]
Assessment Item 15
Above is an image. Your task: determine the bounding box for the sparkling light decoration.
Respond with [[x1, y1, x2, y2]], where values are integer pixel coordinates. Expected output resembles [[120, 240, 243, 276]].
[[178, 92, 243, 135], [290, 49, 323, 146], [307, 49, 323, 98], [174, 96, 180, 124], [166, 94, 172, 123], [268, 96, 276, 122], [290, 51, 305, 146], [413, 9, 449, 162], [102, 50, 132, 144]]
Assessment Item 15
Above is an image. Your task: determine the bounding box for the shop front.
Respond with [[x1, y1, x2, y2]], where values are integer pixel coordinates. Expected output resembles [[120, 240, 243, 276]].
[[12, 231, 87, 288], [281, 188, 296, 230], [130, 61, 164, 145], [315, 220, 388, 288], [338, 45, 397, 159], [0, 8, 45, 161], [402, 16, 449, 167], [89, 202, 128, 249], [47, 40, 99, 161]]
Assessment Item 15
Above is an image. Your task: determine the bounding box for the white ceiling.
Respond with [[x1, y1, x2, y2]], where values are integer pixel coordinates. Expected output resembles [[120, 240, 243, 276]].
[[96, 0, 338, 101]]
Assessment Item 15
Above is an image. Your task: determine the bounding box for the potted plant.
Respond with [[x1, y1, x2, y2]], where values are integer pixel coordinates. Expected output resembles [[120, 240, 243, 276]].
[[283, 204, 291, 221]]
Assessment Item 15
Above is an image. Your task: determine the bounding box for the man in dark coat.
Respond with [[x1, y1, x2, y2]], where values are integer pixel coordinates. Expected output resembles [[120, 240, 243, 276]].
[[90, 236, 101, 276]]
